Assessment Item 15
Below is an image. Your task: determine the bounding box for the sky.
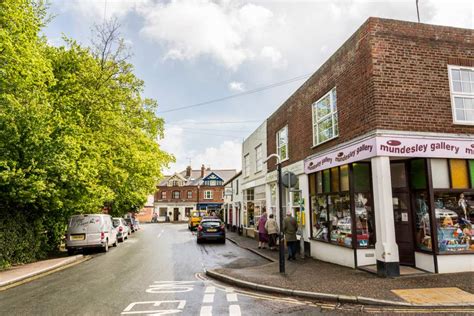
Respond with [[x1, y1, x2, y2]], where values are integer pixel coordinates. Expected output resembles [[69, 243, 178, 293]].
[[43, 0, 474, 174]]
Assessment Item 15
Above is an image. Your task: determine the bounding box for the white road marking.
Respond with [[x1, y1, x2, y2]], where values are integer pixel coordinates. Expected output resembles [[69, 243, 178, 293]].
[[146, 281, 195, 293], [202, 294, 214, 303], [226, 293, 238, 302], [229, 305, 241, 316], [121, 300, 186, 315], [200, 306, 212, 316], [205, 286, 215, 293]]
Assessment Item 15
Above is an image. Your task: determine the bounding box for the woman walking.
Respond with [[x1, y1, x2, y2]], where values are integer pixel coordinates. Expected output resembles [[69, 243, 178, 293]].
[[265, 214, 279, 250], [257, 211, 269, 249]]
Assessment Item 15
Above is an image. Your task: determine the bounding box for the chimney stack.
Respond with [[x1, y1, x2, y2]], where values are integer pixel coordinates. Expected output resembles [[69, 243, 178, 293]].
[[186, 165, 191, 177], [201, 164, 205, 178]]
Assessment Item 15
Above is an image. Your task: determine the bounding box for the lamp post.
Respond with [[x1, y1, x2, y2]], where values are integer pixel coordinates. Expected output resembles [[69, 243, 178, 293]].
[[265, 153, 285, 274], [197, 185, 200, 211]]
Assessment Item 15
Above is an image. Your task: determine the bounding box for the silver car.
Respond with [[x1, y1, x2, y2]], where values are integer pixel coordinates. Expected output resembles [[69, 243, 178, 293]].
[[66, 214, 118, 255], [113, 217, 129, 242]]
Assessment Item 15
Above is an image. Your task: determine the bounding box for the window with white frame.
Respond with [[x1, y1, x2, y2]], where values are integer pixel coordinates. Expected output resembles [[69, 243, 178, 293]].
[[312, 88, 338, 145], [172, 191, 180, 199], [448, 66, 474, 124], [161, 191, 167, 199], [244, 154, 250, 177], [204, 190, 213, 199], [187, 190, 192, 199], [255, 145, 263, 172], [277, 126, 288, 160]]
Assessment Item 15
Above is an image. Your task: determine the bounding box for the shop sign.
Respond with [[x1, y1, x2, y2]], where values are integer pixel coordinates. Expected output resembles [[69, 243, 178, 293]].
[[305, 138, 377, 173], [224, 188, 233, 196], [305, 135, 474, 173]]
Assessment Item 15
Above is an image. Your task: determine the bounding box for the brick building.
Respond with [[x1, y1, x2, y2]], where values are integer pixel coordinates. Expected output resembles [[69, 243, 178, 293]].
[[154, 165, 236, 222], [264, 17, 473, 275]]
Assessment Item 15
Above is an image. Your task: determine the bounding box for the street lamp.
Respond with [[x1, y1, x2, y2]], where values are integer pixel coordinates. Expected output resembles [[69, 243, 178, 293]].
[[264, 153, 285, 274]]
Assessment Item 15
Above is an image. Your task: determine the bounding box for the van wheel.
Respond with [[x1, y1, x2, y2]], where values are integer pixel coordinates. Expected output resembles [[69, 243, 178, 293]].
[[67, 248, 74, 256], [113, 239, 118, 247], [103, 239, 109, 252]]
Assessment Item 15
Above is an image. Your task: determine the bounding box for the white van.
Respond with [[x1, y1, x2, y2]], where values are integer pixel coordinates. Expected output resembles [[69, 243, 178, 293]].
[[66, 214, 118, 255]]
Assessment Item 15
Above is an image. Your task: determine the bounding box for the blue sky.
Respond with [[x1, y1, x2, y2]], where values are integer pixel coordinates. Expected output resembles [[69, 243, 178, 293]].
[[43, 0, 473, 173]]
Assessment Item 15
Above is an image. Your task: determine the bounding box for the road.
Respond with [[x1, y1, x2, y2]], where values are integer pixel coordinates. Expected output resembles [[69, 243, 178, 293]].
[[0, 223, 338, 315]]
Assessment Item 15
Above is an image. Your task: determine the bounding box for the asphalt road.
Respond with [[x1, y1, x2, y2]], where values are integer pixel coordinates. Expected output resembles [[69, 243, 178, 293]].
[[0, 223, 339, 316]]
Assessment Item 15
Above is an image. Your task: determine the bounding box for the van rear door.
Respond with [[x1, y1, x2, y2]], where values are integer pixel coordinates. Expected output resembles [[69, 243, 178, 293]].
[[85, 215, 103, 246]]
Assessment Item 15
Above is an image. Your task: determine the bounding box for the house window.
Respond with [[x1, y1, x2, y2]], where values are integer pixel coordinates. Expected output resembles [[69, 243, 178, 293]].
[[448, 66, 474, 124], [172, 191, 180, 199], [161, 191, 167, 199], [185, 207, 192, 217], [187, 191, 193, 199], [255, 145, 263, 172], [204, 190, 213, 199], [244, 154, 250, 177], [312, 88, 338, 145], [277, 126, 288, 160]]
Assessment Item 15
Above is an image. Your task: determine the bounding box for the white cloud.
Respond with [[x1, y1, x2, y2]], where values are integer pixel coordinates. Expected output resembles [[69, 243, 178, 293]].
[[260, 46, 286, 68], [228, 81, 246, 92], [61, 0, 149, 20], [138, 0, 274, 70]]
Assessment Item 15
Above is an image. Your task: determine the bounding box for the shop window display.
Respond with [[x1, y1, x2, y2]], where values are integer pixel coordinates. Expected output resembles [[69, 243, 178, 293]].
[[354, 193, 375, 247], [414, 191, 432, 251], [449, 159, 469, 189], [435, 192, 473, 253], [328, 194, 351, 246], [313, 195, 329, 241]]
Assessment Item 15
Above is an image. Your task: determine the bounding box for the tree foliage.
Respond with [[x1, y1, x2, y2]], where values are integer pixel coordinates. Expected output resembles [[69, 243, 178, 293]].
[[0, 0, 173, 268]]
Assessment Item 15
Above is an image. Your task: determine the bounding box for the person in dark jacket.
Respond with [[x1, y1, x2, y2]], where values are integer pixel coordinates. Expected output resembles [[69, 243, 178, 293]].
[[282, 211, 298, 260]]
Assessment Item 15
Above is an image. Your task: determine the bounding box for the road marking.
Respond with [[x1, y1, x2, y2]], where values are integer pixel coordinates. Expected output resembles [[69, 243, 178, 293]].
[[205, 286, 215, 293], [200, 306, 212, 316], [229, 305, 241, 316], [146, 281, 195, 293], [226, 293, 238, 302], [122, 300, 186, 315], [202, 294, 214, 303]]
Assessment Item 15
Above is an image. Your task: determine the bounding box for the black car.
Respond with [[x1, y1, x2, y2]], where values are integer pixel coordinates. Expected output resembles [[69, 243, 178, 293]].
[[196, 218, 226, 244], [123, 218, 136, 233]]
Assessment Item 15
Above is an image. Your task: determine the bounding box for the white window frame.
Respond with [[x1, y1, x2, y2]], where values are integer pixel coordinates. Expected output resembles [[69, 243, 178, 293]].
[[244, 154, 250, 177], [187, 191, 192, 199], [448, 65, 474, 125], [255, 144, 263, 172], [312, 88, 338, 146], [276, 126, 288, 161], [161, 191, 167, 199], [172, 191, 180, 199], [204, 190, 213, 199]]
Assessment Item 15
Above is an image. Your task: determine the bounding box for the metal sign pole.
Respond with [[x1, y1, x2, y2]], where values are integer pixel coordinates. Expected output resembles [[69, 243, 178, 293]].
[[278, 163, 285, 274]]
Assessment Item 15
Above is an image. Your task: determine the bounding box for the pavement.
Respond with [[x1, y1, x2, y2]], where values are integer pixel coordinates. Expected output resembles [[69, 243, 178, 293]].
[[1, 223, 349, 315], [213, 231, 474, 308]]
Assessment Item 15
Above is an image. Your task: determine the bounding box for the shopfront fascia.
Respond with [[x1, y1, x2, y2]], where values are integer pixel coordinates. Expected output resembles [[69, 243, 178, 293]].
[[304, 134, 474, 274]]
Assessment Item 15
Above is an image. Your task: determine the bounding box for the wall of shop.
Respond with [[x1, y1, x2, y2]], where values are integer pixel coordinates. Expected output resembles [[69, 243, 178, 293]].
[[310, 240, 355, 268], [356, 249, 376, 267], [414, 252, 435, 273], [437, 255, 474, 273]]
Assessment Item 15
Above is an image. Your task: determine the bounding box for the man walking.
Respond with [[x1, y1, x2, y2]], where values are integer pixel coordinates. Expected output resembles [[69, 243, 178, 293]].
[[282, 211, 298, 261]]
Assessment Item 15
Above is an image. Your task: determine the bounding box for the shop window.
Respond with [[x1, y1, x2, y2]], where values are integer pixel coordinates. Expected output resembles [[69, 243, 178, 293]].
[[390, 163, 407, 188], [450, 159, 469, 189], [330, 167, 339, 192], [309, 173, 316, 196], [410, 159, 427, 189], [340, 165, 349, 192], [448, 65, 474, 124], [431, 159, 450, 189], [470, 160, 474, 188], [312, 88, 338, 145], [414, 191, 432, 251], [354, 192, 375, 248], [323, 169, 330, 193], [434, 192, 473, 253], [316, 171, 323, 193], [353, 163, 370, 192], [313, 195, 329, 241], [185, 208, 192, 217], [328, 194, 351, 246]]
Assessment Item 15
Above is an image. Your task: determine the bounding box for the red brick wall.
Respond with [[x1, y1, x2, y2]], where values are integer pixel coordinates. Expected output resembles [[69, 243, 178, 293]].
[[154, 186, 225, 204], [267, 17, 474, 171]]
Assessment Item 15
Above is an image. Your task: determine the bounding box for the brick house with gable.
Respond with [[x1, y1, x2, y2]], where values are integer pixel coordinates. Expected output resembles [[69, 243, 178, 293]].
[[154, 165, 236, 222], [265, 17, 473, 276]]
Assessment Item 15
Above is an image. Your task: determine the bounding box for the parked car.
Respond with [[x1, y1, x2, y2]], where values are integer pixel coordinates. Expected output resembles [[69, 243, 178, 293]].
[[123, 218, 136, 233], [134, 219, 141, 230], [66, 214, 117, 255], [196, 218, 226, 244], [113, 217, 129, 242], [188, 211, 206, 230]]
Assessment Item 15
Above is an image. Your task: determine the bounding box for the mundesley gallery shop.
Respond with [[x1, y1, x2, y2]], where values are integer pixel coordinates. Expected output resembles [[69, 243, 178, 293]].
[[305, 134, 474, 275]]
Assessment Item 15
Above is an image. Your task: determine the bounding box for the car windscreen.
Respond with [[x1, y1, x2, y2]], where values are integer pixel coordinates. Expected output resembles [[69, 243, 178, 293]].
[[69, 216, 101, 230], [201, 221, 221, 228], [113, 219, 120, 227]]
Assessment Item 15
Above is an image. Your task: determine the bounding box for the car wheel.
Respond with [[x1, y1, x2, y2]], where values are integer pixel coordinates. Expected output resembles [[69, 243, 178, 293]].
[[67, 248, 74, 256], [113, 238, 118, 247], [103, 239, 109, 252], [118, 237, 123, 243], [220, 239, 226, 244]]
